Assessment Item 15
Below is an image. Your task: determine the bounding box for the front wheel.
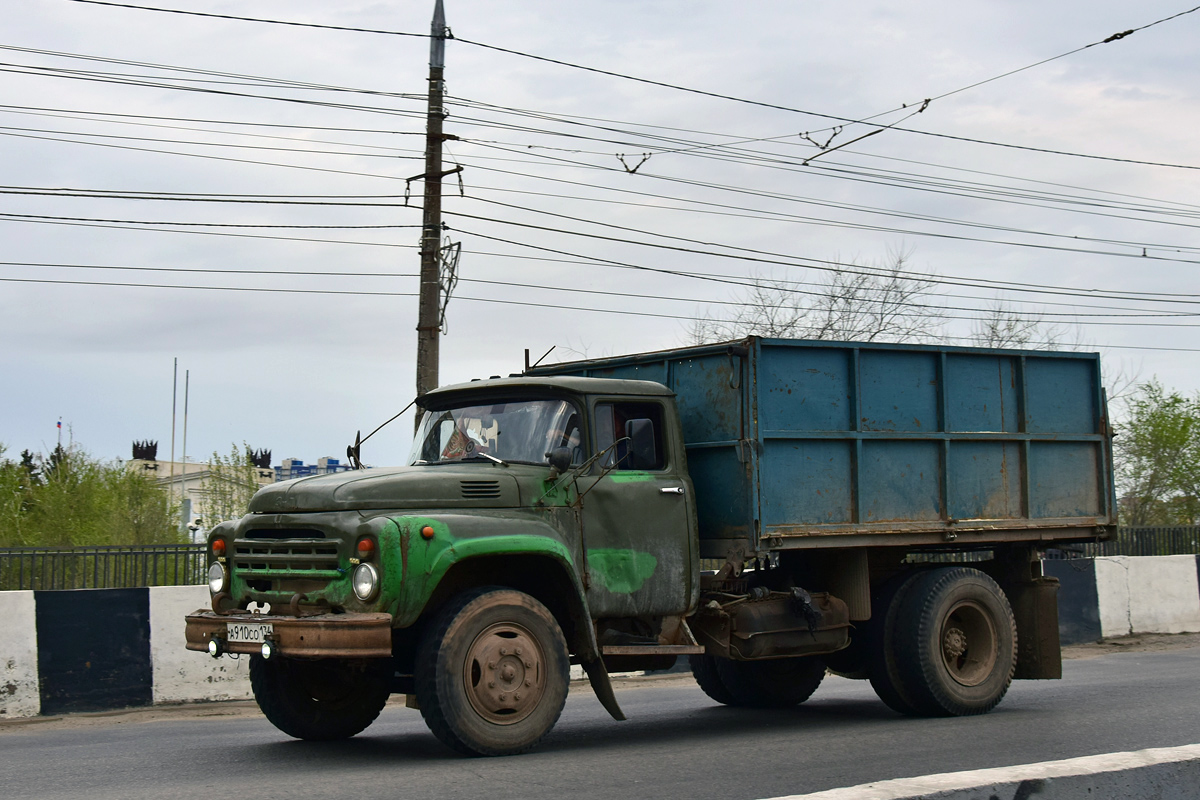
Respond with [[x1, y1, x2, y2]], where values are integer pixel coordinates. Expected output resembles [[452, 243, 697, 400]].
[[249, 655, 391, 741], [415, 587, 570, 756]]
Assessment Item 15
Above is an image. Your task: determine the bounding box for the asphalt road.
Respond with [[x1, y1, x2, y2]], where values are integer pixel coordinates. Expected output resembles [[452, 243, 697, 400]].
[[3, 645, 1199, 800]]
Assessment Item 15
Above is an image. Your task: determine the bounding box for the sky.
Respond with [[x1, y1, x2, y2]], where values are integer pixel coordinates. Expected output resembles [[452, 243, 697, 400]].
[[2, 0, 1199, 468]]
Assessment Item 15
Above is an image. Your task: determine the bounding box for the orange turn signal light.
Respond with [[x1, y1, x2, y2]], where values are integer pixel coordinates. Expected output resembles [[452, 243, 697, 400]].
[[420, 525, 435, 540], [211, 539, 225, 557], [356, 537, 375, 559]]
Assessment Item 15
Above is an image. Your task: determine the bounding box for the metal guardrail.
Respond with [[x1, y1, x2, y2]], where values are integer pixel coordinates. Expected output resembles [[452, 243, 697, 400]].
[[0, 544, 206, 591], [2, 527, 1197, 591], [1044, 526, 1200, 559]]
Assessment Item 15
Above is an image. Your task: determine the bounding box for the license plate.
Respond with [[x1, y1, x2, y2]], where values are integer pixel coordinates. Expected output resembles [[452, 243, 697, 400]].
[[227, 622, 273, 643]]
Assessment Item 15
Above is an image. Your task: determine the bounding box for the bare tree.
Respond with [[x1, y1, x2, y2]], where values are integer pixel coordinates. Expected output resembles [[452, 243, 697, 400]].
[[969, 300, 1067, 349], [689, 251, 944, 344]]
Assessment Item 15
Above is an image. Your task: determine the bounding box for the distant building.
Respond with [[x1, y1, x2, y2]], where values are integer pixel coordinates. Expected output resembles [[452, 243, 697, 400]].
[[129, 440, 274, 541], [274, 457, 351, 482]]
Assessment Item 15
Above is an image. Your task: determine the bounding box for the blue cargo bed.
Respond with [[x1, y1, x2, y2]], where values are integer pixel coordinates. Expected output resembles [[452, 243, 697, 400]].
[[529, 337, 1114, 556]]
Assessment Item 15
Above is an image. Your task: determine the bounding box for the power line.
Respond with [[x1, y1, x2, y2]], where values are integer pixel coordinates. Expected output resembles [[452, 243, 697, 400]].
[[62, 0, 1200, 169], [0, 185, 408, 206], [0, 129, 413, 180], [0, 212, 418, 229], [0, 102, 422, 135], [447, 95, 1200, 219], [449, 223, 1200, 311], [0, 43, 426, 100], [0, 215, 418, 248], [65, 0, 430, 38], [6, 258, 1196, 321], [4, 274, 1199, 352], [0, 123, 420, 160]]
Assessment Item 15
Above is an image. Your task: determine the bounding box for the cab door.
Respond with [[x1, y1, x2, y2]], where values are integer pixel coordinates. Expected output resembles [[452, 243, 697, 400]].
[[577, 398, 697, 618]]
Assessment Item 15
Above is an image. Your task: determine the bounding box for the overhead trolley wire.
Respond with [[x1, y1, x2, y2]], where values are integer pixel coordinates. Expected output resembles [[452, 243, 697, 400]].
[[4, 258, 1196, 322], [4, 274, 1200, 352], [65, 0, 431, 38], [63, 0, 1200, 169]]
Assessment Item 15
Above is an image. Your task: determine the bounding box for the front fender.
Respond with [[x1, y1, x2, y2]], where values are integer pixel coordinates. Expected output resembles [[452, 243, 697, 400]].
[[387, 513, 596, 654]]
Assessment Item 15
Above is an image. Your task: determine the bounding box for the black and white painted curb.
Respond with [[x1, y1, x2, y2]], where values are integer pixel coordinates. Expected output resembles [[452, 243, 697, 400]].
[[3, 555, 1199, 719], [0, 585, 249, 719]]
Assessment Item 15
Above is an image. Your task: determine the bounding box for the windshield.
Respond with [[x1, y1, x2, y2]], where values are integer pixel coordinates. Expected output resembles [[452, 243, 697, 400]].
[[409, 398, 582, 466]]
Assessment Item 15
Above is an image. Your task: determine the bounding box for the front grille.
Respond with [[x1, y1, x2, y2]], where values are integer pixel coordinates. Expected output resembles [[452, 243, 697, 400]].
[[244, 528, 325, 540], [233, 540, 340, 574], [461, 479, 501, 499]]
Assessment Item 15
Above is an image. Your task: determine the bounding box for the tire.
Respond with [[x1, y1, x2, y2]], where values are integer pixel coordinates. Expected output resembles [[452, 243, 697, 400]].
[[893, 567, 1017, 717], [689, 654, 736, 705], [868, 571, 927, 715], [713, 656, 826, 708], [249, 655, 391, 741], [415, 587, 570, 756]]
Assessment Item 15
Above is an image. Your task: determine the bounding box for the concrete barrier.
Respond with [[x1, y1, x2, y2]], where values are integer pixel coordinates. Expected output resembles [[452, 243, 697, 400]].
[[148, 586, 251, 704], [2, 554, 1199, 719], [764, 743, 1200, 800], [0, 591, 40, 718], [1046, 554, 1200, 644], [1096, 555, 1200, 637]]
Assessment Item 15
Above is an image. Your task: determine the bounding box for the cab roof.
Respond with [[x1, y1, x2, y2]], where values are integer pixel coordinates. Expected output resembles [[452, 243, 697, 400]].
[[418, 375, 673, 409]]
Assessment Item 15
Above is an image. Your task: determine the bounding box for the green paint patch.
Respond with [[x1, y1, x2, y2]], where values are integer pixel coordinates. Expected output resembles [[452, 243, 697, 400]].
[[608, 472, 655, 483], [587, 548, 657, 593]]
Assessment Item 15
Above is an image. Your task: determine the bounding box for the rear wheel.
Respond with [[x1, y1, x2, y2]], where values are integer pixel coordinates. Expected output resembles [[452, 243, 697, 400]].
[[249, 655, 391, 741], [415, 587, 570, 756], [868, 571, 927, 715], [894, 567, 1017, 716], [714, 656, 826, 708]]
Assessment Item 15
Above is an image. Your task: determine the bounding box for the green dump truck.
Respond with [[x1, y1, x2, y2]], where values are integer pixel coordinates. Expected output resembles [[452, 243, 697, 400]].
[[186, 337, 1113, 755]]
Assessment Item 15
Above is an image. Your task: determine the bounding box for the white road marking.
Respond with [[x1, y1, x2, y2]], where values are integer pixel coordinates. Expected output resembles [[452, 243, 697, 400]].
[[760, 743, 1200, 800]]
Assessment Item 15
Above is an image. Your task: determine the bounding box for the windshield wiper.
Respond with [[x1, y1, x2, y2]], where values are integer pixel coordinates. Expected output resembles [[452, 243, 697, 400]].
[[462, 452, 507, 466]]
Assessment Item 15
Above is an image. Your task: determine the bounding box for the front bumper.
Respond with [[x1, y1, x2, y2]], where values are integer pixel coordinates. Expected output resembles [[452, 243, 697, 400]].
[[185, 610, 393, 659]]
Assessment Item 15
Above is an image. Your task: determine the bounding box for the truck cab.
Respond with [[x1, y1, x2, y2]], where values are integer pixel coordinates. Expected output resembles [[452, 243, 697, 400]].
[[186, 376, 710, 755]]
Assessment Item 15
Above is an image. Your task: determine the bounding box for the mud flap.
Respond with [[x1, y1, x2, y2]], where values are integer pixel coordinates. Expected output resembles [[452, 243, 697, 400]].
[[1008, 577, 1063, 680], [581, 658, 626, 721]]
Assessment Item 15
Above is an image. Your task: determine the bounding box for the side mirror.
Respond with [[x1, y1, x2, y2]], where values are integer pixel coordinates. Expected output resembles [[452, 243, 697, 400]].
[[625, 419, 658, 470], [548, 446, 573, 474]]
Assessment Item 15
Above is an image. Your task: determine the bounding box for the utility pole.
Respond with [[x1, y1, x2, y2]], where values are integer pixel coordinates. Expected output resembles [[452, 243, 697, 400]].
[[415, 0, 450, 425]]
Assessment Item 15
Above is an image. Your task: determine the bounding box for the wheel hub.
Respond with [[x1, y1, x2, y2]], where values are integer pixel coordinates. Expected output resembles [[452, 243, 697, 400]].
[[943, 627, 968, 660], [463, 623, 544, 725], [940, 600, 998, 687]]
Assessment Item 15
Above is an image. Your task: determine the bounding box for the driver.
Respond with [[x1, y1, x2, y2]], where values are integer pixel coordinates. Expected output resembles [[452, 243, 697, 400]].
[[545, 414, 581, 463]]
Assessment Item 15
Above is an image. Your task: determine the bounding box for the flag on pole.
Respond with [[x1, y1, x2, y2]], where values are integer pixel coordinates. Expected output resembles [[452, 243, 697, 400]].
[[56, 421, 62, 430]]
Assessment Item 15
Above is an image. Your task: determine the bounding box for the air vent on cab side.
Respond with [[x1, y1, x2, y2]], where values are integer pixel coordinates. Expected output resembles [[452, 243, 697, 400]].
[[460, 479, 501, 499]]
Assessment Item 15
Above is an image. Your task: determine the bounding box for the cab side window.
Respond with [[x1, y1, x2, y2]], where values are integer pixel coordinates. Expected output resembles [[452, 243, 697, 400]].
[[594, 402, 667, 470]]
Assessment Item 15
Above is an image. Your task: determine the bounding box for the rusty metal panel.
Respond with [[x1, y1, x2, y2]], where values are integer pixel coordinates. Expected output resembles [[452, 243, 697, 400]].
[[185, 611, 392, 659]]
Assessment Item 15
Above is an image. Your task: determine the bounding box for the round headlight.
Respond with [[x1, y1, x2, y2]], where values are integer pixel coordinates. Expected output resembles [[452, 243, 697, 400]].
[[352, 562, 379, 601], [208, 562, 228, 594]]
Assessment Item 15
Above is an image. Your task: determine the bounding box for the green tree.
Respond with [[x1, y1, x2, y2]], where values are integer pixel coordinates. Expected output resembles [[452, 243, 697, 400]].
[[201, 443, 265, 526], [0, 442, 182, 547], [1115, 380, 1200, 526]]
